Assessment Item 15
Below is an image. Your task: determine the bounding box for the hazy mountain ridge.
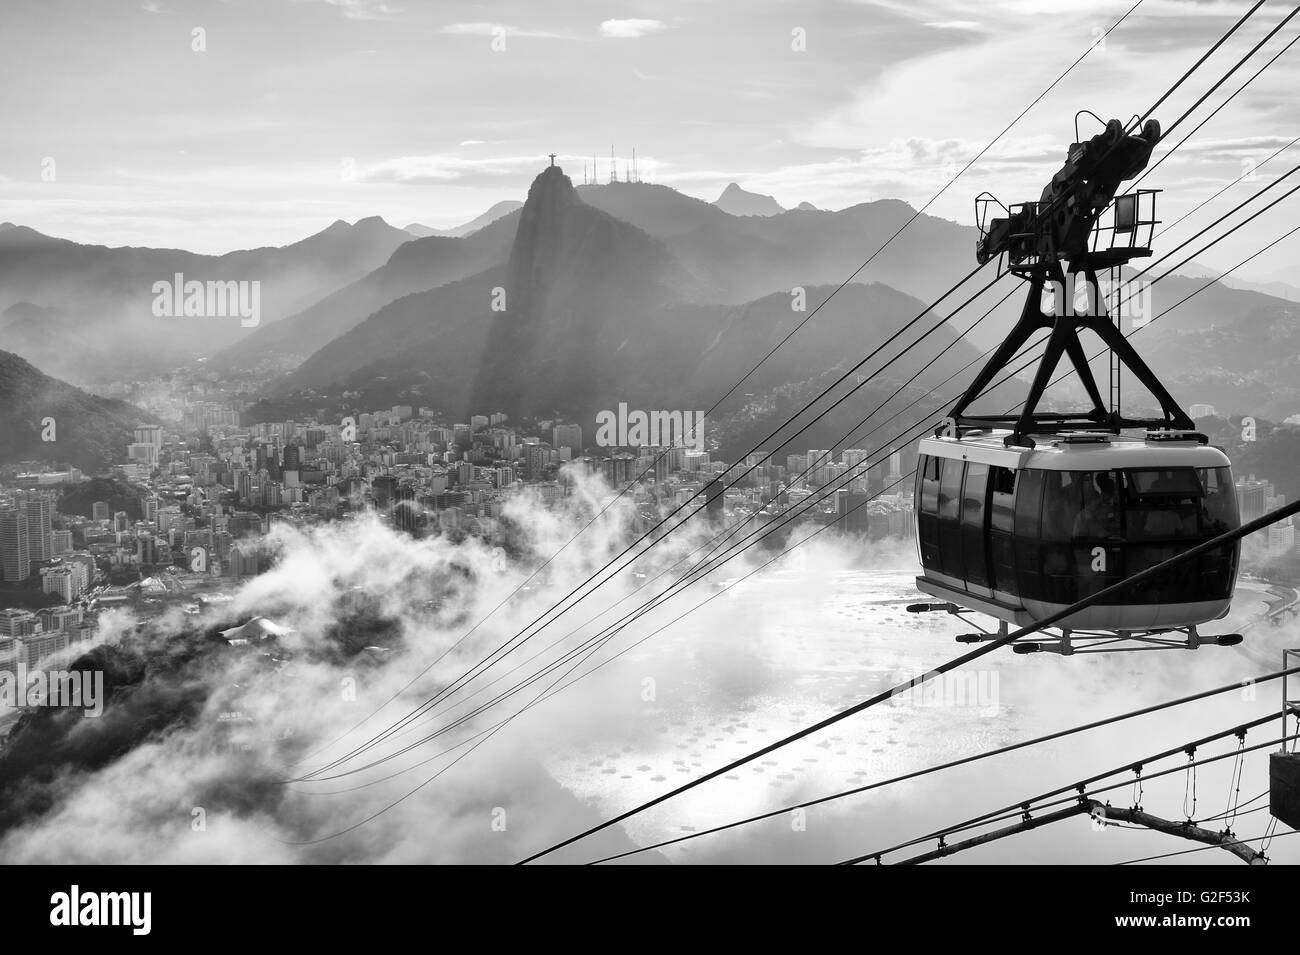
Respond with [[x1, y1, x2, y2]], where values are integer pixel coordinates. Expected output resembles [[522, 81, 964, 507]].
[[257, 168, 983, 429], [404, 200, 523, 238], [208, 214, 518, 371], [0, 217, 414, 382]]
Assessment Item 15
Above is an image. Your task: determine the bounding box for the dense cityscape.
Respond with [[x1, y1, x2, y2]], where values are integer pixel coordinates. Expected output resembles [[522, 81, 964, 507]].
[[0, 365, 927, 709], [5, 366, 1298, 712]]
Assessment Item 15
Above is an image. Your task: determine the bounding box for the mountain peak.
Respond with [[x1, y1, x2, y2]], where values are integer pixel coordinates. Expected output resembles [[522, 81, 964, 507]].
[[508, 166, 582, 290], [524, 164, 578, 207], [714, 182, 784, 217]]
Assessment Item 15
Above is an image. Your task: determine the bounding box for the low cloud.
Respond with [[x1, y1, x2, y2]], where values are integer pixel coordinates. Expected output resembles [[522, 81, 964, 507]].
[[600, 18, 674, 39]]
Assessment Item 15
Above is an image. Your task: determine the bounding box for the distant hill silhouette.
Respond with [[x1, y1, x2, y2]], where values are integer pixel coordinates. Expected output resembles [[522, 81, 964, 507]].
[[261, 167, 983, 430], [0, 218, 413, 382], [404, 200, 523, 238], [0, 349, 149, 470], [208, 215, 517, 371], [713, 182, 784, 217]]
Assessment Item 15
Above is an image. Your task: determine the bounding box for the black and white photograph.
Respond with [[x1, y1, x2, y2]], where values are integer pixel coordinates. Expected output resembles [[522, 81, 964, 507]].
[[1, 0, 1299, 921]]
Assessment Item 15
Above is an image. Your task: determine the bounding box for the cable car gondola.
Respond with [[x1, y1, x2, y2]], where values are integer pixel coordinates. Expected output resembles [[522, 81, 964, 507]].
[[910, 114, 1243, 654]]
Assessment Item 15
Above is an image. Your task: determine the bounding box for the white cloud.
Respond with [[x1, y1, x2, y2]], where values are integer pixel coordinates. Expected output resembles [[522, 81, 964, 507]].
[[357, 152, 561, 184], [316, 0, 402, 20], [600, 18, 672, 39], [441, 22, 573, 40]]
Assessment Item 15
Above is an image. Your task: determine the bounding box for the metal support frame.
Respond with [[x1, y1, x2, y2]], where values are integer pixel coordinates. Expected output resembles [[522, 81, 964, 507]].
[[906, 601, 1242, 655], [945, 259, 1194, 447]]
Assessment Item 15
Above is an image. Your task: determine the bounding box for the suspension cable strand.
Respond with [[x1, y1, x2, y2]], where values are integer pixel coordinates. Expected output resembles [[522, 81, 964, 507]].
[[868, 738, 1290, 859], [514, 3, 1300, 862], [290, 461, 926, 787], [277, 601, 609, 845], [517, 501, 1300, 864], [847, 724, 1292, 865], [1132, 27, 1300, 188], [585, 666, 1300, 863], [1138, 0, 1266, 125], [302, 3, 1232, 778], [1159, 133, 1300, 237], [285, 0, 1146, 767], [295, 5, 1287, 797], [285, 409, 941, 787], [298, 12, 1271, 781], [295, 175, 1300, 792], [299, 199, 1298, 789], [293, 267, 1007, 781]]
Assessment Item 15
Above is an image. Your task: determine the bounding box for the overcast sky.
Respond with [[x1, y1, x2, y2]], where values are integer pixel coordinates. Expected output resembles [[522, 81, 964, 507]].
[[2, 0, 1298, 278]]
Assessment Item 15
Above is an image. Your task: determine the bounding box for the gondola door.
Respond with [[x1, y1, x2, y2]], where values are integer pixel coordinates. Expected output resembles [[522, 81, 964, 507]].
[[960, 462, 993, 598]]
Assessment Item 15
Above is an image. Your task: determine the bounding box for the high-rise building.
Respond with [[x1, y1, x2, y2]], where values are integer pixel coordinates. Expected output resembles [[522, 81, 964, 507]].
[[136, 533, 159, 565], [887, 450, 903, 484], [37, 605, 82, 633], [41, 565, 76, 602], [702, 477, 725, 520], [92, 501, 111, 522], [1235, 476, 1270, 525], [372, 474, 398, 509], [50, 529, 73, 556], [128, 442, 160, 466], [842, 449, 871, 469], [552, 424, 583, 453], [0, 608, 37, 637], [836, 489, 873, 537], [134, 424, 164, 449], [395, 486, 419, 535], [191, 453, 219, 486], [17, 630, 69, 669], [525, 445, 551, 481], [24, 498, 53, 561], [0, 507, 31, 582], [68, 553, 94, 593], [157, 505, 183, 536], [228, 546, 259, 577]]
